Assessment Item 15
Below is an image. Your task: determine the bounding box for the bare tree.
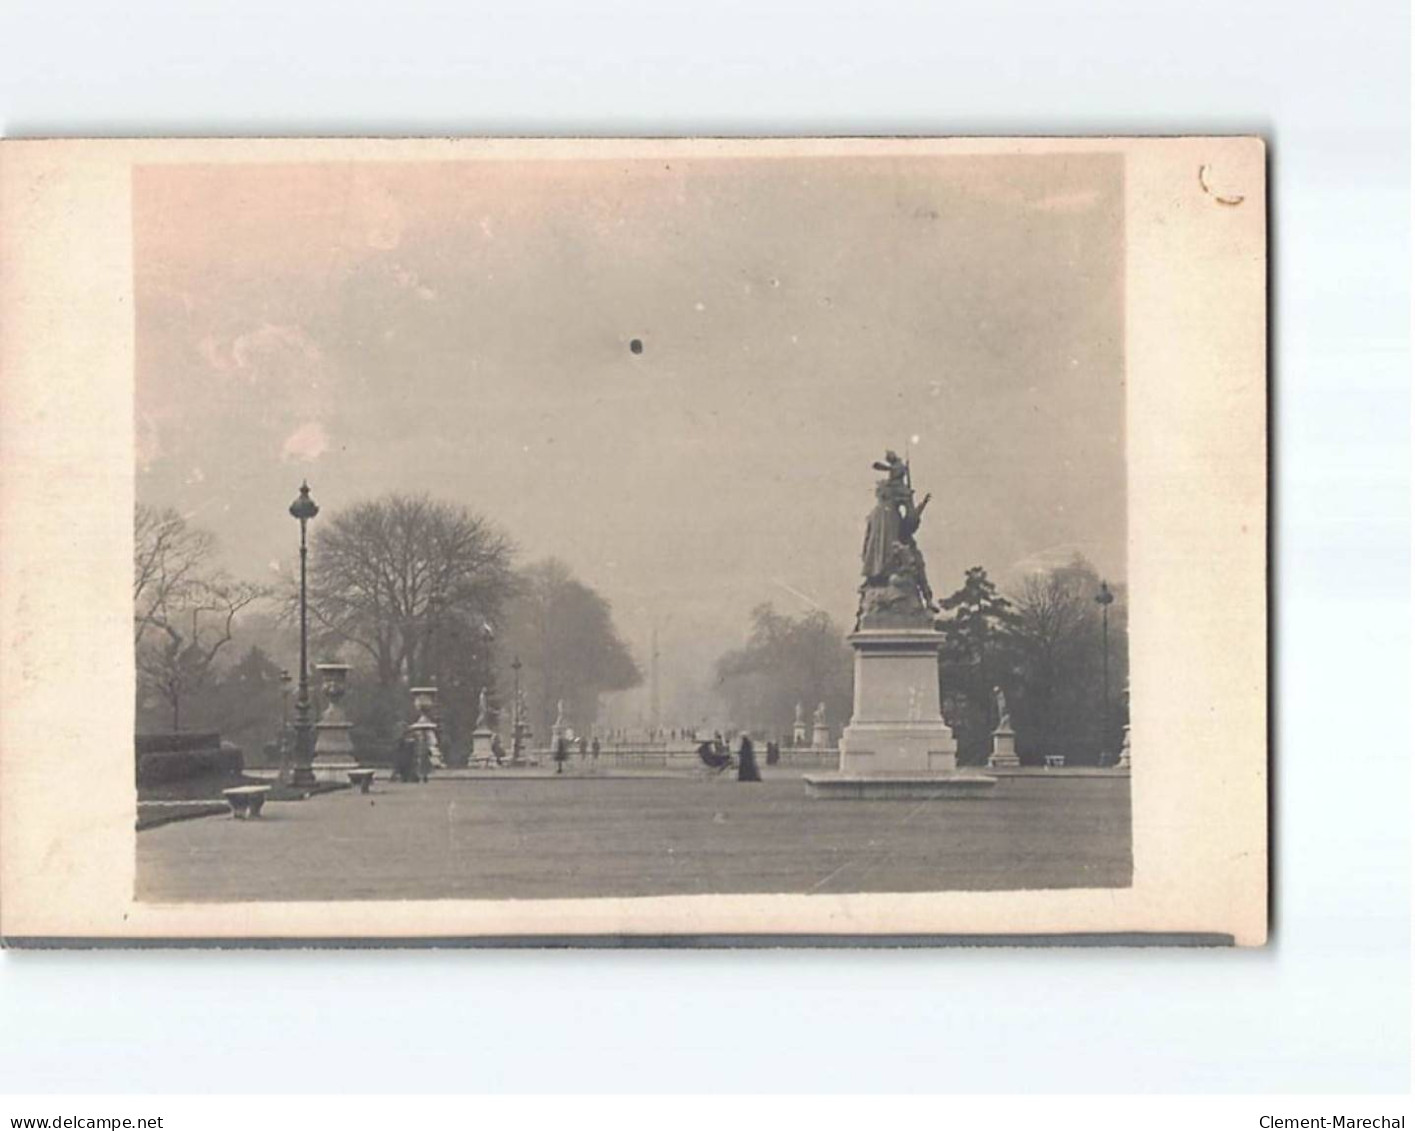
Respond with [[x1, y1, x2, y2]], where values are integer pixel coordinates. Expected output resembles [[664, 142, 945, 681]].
[[303, 493, 517, 688], [1008, 554, 1125, 763], [134, 505, 269, 729], [133, 504, 215, 647], [137, 575, 268, 730]]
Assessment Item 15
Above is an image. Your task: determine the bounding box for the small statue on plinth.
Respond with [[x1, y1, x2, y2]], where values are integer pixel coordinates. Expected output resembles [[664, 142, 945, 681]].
[[811, 701, 830, 748], [988, 686, 1020, 768], [792, 701, 808, 747], [856, 450, 937, 630], [470, 685, 497, 767], [993, 686, 1012, 732]]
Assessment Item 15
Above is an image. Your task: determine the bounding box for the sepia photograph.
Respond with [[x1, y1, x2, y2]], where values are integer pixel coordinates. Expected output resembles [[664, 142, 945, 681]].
[[1, 137, 1266, 942], [131, 148, 1131, 904], [4, 0, 1409, 1111]]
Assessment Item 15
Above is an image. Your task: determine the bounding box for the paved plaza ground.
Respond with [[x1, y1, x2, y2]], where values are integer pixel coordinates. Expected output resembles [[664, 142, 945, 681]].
[[136, 771, 1131, 901]]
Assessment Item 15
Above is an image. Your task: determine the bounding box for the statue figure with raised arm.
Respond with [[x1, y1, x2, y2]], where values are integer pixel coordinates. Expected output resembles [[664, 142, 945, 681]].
[[856, 449, 938, 629]]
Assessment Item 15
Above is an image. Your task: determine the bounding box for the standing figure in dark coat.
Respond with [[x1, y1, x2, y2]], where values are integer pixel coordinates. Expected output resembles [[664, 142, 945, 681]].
[[391, 733, 416, 782], [765, 739, 780, 766], [554, 735, 569, 774], [736, 735, 762, 782]]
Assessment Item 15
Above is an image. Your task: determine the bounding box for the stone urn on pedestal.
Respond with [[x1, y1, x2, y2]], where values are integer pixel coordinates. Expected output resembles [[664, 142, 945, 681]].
[[311, 662, 360, 782], [409, 686, 444, 774], [805, 449, 995, 800]]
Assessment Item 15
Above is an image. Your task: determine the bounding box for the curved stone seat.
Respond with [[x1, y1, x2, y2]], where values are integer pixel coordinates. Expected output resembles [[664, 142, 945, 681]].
[[347, 768, 377, 793], [222, 785, 271, 819]]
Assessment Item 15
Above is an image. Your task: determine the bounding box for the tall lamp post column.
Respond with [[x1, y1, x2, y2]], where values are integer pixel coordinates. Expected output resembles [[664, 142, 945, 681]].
[[1095, 580, 1114, 764], [288, 481, 320, 786]]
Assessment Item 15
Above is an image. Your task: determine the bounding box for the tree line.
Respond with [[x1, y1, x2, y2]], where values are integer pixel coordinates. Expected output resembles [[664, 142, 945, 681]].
[[133, 494, 641, 759], [713, 555, 1128, 766]]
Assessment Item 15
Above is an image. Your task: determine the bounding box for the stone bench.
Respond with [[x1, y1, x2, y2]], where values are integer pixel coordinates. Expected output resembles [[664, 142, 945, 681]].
[[222, 785, 271, 819], [348, 768, 377, 793]]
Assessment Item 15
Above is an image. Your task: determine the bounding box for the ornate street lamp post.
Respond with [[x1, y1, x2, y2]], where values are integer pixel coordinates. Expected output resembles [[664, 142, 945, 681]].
[[288, 481, 320, 786], [1095, 580, 1114, 763]]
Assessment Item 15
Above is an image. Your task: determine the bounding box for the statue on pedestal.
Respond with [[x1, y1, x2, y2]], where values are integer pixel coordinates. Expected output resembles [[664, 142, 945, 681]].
[[475, 687, 490, 729], [993, 686, 1012, 732], [807, 445, 995, 797], [856, 450, 937, 630]]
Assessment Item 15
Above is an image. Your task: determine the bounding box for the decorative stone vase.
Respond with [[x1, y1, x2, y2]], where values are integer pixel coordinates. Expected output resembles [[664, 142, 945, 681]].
[[312, 662, 358, 779], [409, 687, 443, 769]]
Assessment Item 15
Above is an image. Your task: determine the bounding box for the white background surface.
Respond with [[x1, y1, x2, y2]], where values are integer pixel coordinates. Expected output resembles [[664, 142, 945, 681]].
[[0, 0, 1408, 1094]]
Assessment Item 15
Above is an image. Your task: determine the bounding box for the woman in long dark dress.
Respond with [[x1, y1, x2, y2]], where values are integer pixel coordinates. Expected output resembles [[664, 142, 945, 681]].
[[736, 735, 762, 782]]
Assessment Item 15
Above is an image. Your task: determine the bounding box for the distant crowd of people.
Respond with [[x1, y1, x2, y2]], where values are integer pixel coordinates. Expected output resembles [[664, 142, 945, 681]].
[[387, 719, 804, 783]]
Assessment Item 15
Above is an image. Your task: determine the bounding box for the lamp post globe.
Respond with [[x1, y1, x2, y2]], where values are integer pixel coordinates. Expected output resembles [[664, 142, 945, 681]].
[[288, 481, 320, 787]]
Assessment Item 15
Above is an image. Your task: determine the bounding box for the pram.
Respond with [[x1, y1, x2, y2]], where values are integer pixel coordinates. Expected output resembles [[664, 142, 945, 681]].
[[696, 739, 734, 775]]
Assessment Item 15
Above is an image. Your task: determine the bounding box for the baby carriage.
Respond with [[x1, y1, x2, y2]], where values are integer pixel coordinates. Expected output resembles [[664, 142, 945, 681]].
[[696, 739, 734, 776]]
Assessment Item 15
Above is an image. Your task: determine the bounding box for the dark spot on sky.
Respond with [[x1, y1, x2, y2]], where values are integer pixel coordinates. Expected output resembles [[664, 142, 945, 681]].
[[630, 339, 644, 355]]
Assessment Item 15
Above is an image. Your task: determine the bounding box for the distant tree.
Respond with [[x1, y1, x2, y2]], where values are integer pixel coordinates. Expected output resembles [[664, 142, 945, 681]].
[[302, 493, 516, 690], [187, 644, 286, 757], [1008, 554, 1127, 765], [133, 508, 269, 730], [499, 558, 642, 741], [936, 566, 1018, 765], [714, 604, 853, 739]]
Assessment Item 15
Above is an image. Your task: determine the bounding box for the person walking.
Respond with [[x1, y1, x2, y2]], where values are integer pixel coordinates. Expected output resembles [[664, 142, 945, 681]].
[[554, 735, 569, 774], [737, 734, 762, 782]]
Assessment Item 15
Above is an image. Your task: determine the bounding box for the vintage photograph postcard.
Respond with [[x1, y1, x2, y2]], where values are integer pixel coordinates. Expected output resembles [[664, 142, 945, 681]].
[[0, 137, 1266, 944]]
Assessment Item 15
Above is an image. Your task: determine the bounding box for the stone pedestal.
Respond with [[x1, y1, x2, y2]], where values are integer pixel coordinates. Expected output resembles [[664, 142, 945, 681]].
[[807, 629, 994, 799], [312, 662, 360, 782], [792, 722, 807, 747], [410, 687, 444, 769], [470, 727, 497, 766], [811, 723, 830, 749], [988, 726, 1020, 769]]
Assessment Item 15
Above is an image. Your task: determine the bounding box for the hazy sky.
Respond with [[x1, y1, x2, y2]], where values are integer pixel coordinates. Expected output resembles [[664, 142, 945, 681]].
[[135, 152, 1125, 722]]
